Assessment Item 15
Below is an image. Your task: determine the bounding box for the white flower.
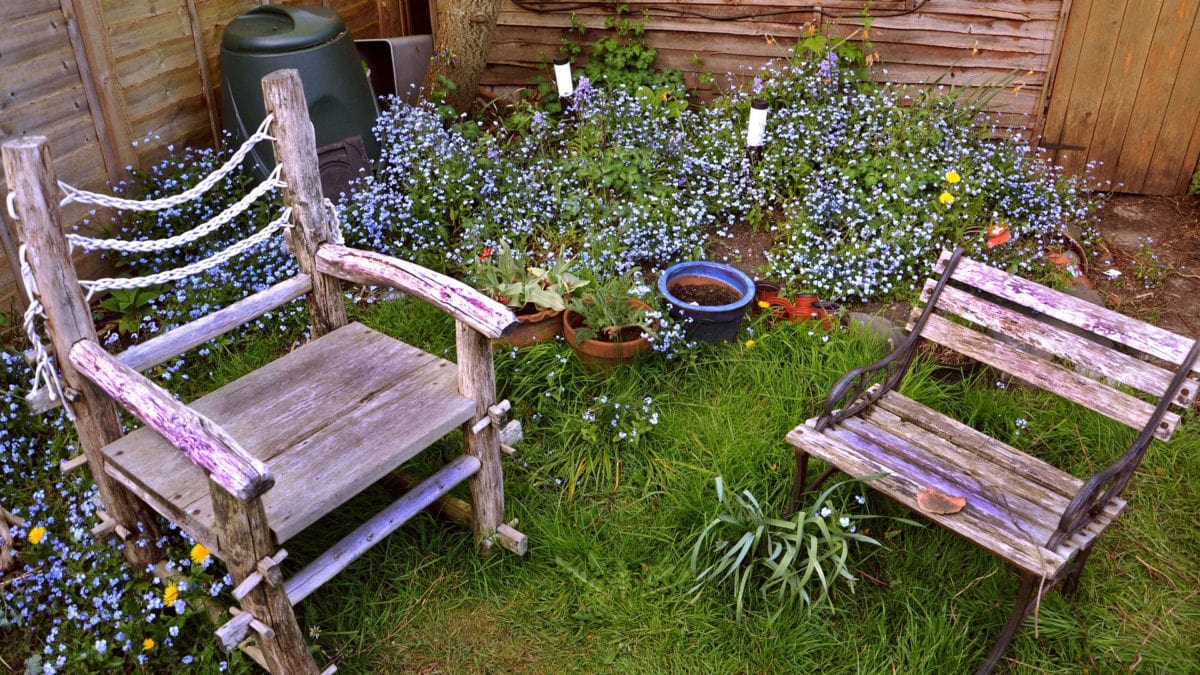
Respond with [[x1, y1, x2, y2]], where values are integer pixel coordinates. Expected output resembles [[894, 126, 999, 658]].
[[1103, 269, 1122, 280]]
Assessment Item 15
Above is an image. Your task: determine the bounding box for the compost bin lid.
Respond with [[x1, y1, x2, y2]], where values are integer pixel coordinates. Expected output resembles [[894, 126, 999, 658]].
[[222, 6, 345, 53]]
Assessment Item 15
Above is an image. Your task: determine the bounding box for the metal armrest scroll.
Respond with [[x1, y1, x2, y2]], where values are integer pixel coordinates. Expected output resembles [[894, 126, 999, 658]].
[[814, 248, 965, 432], [1048, 338, 1200, 549]]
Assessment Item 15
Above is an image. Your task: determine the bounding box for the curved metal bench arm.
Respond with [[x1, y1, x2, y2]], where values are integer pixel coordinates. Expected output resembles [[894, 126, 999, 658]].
[[814, 248, 966, 432], [1048, 338, 1200, 549]]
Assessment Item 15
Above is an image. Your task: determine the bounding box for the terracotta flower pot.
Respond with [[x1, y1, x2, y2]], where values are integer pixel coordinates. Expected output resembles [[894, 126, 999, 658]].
[[808, 301, 843, 330], [753, 280, 782, 315], [496, 307, 563, 348], [562, 299, 654, 373], [787, 293, 820, 322]]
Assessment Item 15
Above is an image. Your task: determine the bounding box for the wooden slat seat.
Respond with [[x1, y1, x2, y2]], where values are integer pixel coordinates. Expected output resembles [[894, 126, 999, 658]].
[[788, 389, 1125, 579], [100, 322, 476, 556]]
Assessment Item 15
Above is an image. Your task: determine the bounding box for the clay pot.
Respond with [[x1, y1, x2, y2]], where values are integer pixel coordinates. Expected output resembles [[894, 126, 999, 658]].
[[496, 307, 563, 348], [787, 293, 820, 322], [562, 299, 655, 373], [808, 301, 843, 330], [753, 280, 783, 314]]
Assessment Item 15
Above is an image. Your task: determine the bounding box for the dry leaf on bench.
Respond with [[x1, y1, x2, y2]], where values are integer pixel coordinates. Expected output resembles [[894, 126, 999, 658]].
[[916, 487, 966, 515]]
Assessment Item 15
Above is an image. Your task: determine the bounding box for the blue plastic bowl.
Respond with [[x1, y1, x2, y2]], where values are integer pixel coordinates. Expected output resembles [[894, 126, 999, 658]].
[[658, 261, 754, 342]]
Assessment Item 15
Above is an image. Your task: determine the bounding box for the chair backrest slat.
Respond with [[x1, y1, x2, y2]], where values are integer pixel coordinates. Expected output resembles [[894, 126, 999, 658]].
[[917, 311, 1181, 440], [935, 252, 1199, 373]]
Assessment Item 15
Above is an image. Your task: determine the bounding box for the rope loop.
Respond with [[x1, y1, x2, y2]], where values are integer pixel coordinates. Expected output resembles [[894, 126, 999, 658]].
[[67, 166, 284, 254], [79, 207, 293, 300], [58, 115, 276, 212], [17, 245, 73, 419]]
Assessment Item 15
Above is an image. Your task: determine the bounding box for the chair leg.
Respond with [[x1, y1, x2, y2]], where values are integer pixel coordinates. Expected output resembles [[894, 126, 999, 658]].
[[1059, 542, 1096, 596], [789, 450, 811, 515], [210, 484, 319, 675], [456, 322, 505, 554], [975, 572, 1040, 675]]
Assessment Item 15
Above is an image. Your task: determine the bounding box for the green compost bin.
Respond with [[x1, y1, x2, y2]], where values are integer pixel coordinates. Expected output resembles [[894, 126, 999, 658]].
[[220, 5, 379, 186]]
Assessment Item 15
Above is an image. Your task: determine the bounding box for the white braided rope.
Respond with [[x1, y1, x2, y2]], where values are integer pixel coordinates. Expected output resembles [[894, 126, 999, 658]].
[[58, 115, 276, 212], [66, 165, 285, 253], [18, 245, 74, 419], [323, 198, 345, 245], [79, 207, 293, 300]]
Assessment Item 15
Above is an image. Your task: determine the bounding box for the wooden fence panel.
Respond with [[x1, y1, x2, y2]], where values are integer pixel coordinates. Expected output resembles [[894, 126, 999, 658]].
[[1042, 0, 1200, 194], [484, 0, 1062, 133]]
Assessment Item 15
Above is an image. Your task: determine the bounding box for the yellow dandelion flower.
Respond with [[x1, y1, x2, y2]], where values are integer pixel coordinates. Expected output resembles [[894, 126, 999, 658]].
[[163, 583, 179, 606], [757, 300, 770, 309], [939, 191, 955, 206], [944, 170, 961, 184], [745, 339, 756, 348], [142, 638, 155, 651], [189, 543, 210, 565], [769, 463, 778, 472], [27, 526, 46, 544]]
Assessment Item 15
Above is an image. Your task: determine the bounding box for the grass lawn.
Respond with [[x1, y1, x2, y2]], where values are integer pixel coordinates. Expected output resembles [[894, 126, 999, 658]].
[[268, 298, 1199, 673]]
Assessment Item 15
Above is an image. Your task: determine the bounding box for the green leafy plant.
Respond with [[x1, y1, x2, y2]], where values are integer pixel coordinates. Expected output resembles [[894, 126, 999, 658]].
[[689, 475, 902, 619], [566, 272, 657, 343], [99, 286, 166, 335], [473, 241, 588, 312], [561, 2, 685, 95]]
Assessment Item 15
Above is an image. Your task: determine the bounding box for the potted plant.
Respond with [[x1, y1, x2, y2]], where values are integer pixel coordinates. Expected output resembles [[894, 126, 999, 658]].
[[658, 261, 754, 343], [562, 273, 658, 372], [473, 241, 589, 348]]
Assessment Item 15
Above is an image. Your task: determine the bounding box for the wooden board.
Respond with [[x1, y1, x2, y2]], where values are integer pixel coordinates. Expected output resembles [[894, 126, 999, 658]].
[[101, 322, 476, 554], [1042, 0, 1200, 193], [788, 390, 1125, 578]]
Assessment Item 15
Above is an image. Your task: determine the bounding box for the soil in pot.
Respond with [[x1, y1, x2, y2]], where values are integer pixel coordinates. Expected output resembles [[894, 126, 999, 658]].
[[669, 279, 742, 306]]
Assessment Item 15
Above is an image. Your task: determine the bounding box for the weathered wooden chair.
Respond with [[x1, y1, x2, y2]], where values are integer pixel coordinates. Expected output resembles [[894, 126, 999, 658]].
[[788, 248, 1200, 674], [3, 69, 525, 674]]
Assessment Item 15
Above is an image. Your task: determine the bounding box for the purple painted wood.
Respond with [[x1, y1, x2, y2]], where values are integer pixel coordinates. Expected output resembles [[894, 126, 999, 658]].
[[69, 339, 273, 501], [936, 251, 1199, 372], [315, 244, 517, 339]]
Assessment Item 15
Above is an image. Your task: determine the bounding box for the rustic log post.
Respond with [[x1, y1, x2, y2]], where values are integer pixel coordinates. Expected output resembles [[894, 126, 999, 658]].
[[2, 137, 163, 567], [456, 321, 504, 554], [209, 482, 318, 675], [261, 69, 347, 338], [0, 506, 23, 573]]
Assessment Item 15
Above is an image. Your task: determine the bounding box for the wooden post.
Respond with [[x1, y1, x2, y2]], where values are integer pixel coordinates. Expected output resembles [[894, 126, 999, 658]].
[[456, 321, 504, 554], [209, 483, 318, 675], [260, 69, 348, 338], [2, 138, 162, 567]]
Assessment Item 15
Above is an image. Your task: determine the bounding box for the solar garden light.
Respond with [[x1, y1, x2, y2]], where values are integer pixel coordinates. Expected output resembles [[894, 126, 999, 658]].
[[746, 98, 769, 165], [553, 56, 574, 102]]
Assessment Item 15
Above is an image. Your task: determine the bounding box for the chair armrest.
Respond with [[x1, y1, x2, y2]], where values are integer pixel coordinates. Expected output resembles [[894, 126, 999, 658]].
[[814, 248, 966, 431], [315, 244, 518, 339], [69, 339, 273, 501], [1049, 338, 1200, 549]]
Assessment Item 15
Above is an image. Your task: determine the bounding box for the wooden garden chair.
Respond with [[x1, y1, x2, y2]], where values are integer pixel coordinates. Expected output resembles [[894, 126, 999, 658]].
[[3, 69, 525, 674], [788, 248, 1200, 674]]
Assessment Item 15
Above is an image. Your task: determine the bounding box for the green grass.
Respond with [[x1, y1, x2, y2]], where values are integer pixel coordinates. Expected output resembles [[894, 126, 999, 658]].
[[5, 296, 1196, 673], [263, 299, 1199, 673]]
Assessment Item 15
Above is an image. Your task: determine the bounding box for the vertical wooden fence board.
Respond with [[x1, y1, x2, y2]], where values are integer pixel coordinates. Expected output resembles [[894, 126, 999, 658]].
[[1085, 0, 1162, 189], [1054, 0, 1124, 178], [1138, 0, 1200, 194]]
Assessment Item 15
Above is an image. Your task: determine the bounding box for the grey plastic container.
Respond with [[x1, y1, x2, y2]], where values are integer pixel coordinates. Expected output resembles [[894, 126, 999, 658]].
[[220, 5, 379, 178]]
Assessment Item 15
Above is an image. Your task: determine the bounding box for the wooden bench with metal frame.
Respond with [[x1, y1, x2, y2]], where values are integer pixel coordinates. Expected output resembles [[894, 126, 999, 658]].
[[3, 69, 526, 674], [788, 247, 1200, 674]]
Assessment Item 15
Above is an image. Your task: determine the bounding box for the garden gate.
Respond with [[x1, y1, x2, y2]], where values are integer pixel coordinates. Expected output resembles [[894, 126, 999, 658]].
[[1040, 0, 1200, 194]]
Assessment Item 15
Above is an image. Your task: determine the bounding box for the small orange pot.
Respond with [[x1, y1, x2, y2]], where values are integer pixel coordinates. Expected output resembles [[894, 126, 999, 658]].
[[496, 307, 563, 348]]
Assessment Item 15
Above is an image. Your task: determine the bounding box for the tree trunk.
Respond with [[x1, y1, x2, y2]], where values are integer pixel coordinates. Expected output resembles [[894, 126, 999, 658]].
[[423, 0, 502, 113]]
